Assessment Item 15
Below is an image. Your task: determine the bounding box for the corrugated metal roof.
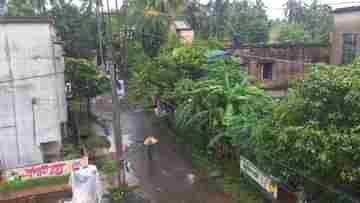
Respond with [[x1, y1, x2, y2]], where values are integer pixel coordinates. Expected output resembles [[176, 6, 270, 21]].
[[206, 50, 227, 59], [174, 20, 192, 30], [0, 16, 53, 24]]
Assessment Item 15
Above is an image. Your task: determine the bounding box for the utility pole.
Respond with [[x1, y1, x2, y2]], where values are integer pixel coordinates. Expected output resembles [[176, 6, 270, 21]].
[[121, 0, 129, 77], [110, 52, 124, 185], [117, 0, 129, 184], [104, 0, 124, 185], [96, 0, 105, 66]]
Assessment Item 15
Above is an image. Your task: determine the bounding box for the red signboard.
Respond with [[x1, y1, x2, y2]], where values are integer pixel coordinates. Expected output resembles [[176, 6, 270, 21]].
[[5, 157, 88, 180]]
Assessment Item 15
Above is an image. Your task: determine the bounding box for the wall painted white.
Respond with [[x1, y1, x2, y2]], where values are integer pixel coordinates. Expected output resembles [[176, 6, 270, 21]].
[[0, 21, 67, 169]]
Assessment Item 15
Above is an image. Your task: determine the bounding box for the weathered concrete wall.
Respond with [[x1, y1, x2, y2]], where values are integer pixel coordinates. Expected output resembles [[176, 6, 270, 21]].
[[233, 44, 329, 97], [236, 45, 327, 95], [246, 59, 304, 91], [0, 21, 67, 169], [239, 45, 329, 62], [331, 12, 360, 64]]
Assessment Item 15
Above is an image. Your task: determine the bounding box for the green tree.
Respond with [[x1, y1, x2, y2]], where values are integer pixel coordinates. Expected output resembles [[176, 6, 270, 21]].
[[7, 0, 99, 58], [278, 23, 309, 43], [284, 0, 307, 24], [283, 0, 333, 43], [305, 0, 333, 42], [185, 1, 212, 39], [65, 58, 110, 115], [185, 0, 270, 41], [127, 0, 188, 57], [49, 1, 98, 58], [253, 59, 360, 201], [8, 0, 47, 16], [227, 0, 270, 42]]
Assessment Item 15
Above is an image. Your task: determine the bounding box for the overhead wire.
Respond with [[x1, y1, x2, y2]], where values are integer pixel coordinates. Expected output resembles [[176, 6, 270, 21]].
[[0, 72, 64, 85]]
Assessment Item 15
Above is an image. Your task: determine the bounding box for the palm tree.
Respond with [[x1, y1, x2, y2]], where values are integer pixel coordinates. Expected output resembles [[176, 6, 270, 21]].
[[284, 0, 307, 24], [130, 0, 188, 25], [125, 0, 188, 56]]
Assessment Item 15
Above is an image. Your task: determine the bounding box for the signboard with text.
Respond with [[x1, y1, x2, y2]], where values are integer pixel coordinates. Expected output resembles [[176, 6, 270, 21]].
[[240, 156, 278, 199], [5, 157, 88, 180], [116, 80, 125, 99]]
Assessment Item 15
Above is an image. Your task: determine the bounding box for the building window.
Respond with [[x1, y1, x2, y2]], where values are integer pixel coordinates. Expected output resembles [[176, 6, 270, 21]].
[[343, 33, 358, 64], [263, 63, 273, 80]]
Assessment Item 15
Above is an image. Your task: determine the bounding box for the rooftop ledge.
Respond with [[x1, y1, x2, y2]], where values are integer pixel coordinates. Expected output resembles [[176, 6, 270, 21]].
[[0, 16, 53, 24]]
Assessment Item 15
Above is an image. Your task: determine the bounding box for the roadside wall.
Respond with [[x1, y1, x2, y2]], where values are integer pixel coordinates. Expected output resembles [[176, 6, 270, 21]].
[[235, 44, 329, 96], [0, 20, 67, 169]]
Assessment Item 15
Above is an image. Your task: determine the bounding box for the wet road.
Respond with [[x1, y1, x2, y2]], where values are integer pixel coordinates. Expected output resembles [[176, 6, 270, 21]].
[[93, 96, 233, 203]]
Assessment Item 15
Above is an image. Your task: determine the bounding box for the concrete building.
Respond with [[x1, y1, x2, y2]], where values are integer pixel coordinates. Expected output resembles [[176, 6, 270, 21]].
[[331, 6, 360, 64], [0, 17, 67, 169], [234, 43, 329, 96], [171, 20, 194, 44]]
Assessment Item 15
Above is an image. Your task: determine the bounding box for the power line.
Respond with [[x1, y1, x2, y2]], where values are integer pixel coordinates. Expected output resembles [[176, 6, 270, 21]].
[[0, 72, 64, 85]]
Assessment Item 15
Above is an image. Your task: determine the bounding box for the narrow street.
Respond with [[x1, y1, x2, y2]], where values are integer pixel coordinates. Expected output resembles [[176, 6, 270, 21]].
[[93, 95, 233, 203]]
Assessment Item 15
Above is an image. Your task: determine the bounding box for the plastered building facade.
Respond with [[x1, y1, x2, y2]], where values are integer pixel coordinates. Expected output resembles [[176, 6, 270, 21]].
[[0, 17, 67, 169]]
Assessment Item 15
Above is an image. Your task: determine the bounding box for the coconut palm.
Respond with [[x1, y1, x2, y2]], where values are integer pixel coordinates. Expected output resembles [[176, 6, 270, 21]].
[[126, 0, 188, 57]]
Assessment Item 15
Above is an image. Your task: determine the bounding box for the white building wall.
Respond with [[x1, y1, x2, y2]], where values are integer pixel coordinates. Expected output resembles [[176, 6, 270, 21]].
[[0, 21, 66, 169]]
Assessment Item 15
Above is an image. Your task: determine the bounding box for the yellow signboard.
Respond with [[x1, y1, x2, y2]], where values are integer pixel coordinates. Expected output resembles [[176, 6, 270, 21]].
[[240, 156, 278, 199]]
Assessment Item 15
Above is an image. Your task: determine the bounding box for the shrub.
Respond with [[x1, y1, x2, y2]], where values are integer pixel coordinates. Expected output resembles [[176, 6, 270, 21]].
[[0, 175, 69, 193]]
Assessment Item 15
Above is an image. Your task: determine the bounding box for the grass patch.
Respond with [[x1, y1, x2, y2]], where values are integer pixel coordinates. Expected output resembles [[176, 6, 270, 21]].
[[0, 175, 69, 193], [109, 185, 140, 201], [190, 147, 265, 203], [61, 144, 83, 160]]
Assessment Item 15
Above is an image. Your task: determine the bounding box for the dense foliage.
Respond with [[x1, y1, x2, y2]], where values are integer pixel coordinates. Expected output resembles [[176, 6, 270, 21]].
[[277, 23, 309, 43], [65, 57, 110, 119], [65, 58, 110, 100], [0, 175, 69, 193], [185, 0, 271, 42], [283, 0, 334, 43], [50, 1, 98, 58], [130, 33, 360, 201], [130, 38, 271, 148], [251, 59, 360, 201], [7, 0, 99, 58]]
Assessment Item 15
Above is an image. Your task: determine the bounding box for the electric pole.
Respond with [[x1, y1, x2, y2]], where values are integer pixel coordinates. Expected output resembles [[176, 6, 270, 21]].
[[104, 0, 125, 185], [117, 0, 129, 184], [121, 0, 129, 78], [96, 0, 105, 66]]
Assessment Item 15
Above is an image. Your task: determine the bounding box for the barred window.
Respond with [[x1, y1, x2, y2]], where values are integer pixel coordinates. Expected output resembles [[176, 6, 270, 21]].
[[343, 33, 358, 64]]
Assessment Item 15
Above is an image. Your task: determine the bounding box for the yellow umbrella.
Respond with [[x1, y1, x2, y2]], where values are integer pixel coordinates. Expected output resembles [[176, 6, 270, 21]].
[[144, 136, 159, 145]]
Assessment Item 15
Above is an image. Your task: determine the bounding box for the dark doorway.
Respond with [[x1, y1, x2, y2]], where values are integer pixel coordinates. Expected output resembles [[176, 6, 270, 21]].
[[263, 63, 273, 80]]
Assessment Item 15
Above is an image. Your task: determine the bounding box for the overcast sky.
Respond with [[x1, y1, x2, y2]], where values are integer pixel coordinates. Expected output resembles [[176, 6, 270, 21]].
[[200, 0, 360, 19], [103, 0, 360, 19]]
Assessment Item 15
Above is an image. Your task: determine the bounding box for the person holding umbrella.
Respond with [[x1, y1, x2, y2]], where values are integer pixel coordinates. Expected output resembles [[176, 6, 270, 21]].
[[144, 136, 159, 161]]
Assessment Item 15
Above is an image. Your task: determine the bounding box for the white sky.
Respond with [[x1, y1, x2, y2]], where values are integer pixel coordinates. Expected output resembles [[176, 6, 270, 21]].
[[101, 0, 360, 19], [200, 0, 360, 19]]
